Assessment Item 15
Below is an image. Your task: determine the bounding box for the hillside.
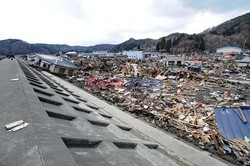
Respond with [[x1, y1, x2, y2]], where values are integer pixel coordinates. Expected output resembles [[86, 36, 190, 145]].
[[0, 39, 50, 55], [203, 12, 250, 51], [84, 44, 116, 53], [156, 12, 250, 53], [34, 43, 86, 54], [111, 38, 157, 52], [112, 12, 250, 53], [0, 39, 115, 55]]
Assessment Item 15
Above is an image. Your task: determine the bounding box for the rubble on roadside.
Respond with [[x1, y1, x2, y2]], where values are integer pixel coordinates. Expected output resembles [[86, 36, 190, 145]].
[[70, 56, 250, 165]]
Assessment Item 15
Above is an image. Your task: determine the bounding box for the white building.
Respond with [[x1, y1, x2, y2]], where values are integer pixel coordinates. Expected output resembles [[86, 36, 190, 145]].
[[216, 46, 242, 54], [143, 52, 161, 58], [159, 53, 171, 59], [161, 54, 186, 67], [123, 51, 144, 59]]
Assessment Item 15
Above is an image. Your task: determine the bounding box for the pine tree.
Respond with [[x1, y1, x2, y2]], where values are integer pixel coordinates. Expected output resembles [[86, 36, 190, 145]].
[[159, 38, 166, 50], [165, 39, 172, 52], [156, 43, 160, 51]]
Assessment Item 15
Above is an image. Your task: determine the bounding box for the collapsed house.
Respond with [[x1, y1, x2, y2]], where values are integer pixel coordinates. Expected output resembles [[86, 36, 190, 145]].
[[27, 54, 78, 76]]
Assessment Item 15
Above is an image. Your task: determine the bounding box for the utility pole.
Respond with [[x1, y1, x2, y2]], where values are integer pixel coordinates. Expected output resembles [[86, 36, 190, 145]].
[[243, 39, 246, 51], [198, 41, 201, 50]]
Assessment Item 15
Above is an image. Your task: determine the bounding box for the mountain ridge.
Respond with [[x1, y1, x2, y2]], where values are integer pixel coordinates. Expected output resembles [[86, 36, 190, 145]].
[[155, 12, 250, 53]]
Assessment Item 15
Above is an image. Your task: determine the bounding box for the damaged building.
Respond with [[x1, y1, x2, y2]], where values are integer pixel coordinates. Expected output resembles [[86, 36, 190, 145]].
[[160, 54, 186, 66], [27, 54, 78, 76]]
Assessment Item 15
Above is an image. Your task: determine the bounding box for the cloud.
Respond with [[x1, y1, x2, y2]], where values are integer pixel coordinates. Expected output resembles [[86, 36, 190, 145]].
[[150, 0, 195, 18], [182, 0, 250, 13], [0, 0, 249, 45], [40, 0, 86, 19]]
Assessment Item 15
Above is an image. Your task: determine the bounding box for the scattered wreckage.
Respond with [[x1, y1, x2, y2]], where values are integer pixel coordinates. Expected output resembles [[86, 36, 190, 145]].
[[67, 56, 250, 165]]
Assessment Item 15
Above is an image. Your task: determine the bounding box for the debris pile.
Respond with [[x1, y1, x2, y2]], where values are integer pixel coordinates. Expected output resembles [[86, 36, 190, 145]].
[[70, 56, 250, 165]]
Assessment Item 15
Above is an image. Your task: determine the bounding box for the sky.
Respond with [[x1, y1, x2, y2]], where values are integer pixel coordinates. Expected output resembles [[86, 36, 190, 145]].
[[0, 0, 249, 46]]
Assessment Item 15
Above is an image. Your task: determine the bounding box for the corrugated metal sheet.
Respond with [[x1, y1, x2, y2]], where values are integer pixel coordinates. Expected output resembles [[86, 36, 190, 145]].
[[214, 106, 250, 139]]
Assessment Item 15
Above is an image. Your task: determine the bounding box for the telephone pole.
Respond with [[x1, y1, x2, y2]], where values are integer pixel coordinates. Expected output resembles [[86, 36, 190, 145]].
[[243, 39, 246, 51]]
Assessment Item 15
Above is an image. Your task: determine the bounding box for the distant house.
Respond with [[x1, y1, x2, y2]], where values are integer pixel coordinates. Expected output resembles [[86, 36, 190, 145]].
[[143, 52, 161, 58], [115, 54, 128, 59], [65, 51, 78, 58], [237, 57, 250, 67], [161, 54, 185, 67], [216, 46, 242, 55], [159, 53, 174, 59], [123, 51, 144, 59], [91, 51, 108, 57]]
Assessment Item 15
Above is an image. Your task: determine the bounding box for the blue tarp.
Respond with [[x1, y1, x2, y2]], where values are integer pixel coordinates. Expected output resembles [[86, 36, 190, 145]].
[[214, 106, 250, 139]]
